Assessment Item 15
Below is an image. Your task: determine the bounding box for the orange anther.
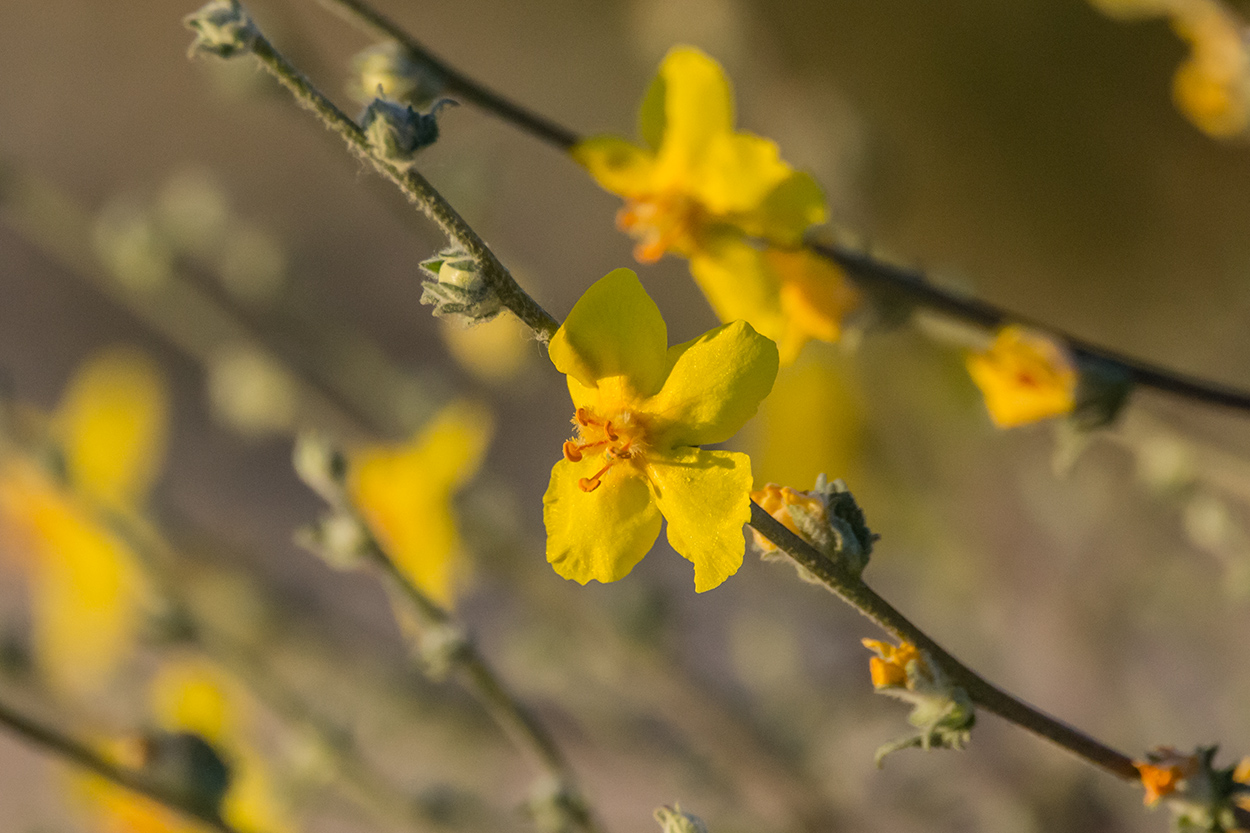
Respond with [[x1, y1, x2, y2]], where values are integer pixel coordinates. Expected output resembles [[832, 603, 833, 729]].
[[578, 477, 602, 492], [562, 440, 584, 462], [605, 421, 618, 441]]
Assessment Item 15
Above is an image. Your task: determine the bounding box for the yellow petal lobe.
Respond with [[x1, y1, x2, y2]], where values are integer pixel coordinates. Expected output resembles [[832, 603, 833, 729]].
[[549, 268, 669, 395], [544, 457, 661, 584], [646, 320, 778, 448], [650, 448, 752, 592], [966, 326, 1077, 428], [56, 348, 168, 508]]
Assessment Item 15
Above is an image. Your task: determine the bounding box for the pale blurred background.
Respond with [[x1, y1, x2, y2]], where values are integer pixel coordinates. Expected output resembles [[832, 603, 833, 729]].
[[1, 1, 1250, 832]]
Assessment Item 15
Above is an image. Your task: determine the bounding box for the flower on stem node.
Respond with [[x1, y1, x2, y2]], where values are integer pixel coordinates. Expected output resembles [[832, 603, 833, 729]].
[[1134, 745, 1250, 831], [861, 638, 975, 767], [966, 325, 1078, 429], [750, 474, 876, 577], [574, 46, 859, 364], [543, 268, 778, 592], [361, 97, 456, 170], [348, 42, 444, 108], [183, 0, 257, 59], [420, 246, 504, 324]]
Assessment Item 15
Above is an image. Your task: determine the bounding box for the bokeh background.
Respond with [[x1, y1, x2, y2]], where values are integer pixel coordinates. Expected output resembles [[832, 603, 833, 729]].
[[2, 1, 1250, 831]]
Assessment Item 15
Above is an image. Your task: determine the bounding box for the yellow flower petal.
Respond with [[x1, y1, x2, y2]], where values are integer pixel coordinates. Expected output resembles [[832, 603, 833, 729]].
[[56, 348, 168, 508], [740, 172, 829, 246], [25, 488, 146, 696], [693, 132, 792, 216], [766, 248, 861, 364], [653, 46, 735, 188], [150, 659, 234, 746], [349, 402, 493, 606], [650, 448, 752, 592], [548, 268, 669, 395], [543, 457, 661, 585], [572, 136, 658, 198], [637, 70, 667, 151], [689, 239, 787, 342], [645, 320, 778, 448]]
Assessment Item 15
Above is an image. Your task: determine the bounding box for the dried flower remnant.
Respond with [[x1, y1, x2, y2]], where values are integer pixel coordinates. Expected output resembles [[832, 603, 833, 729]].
[[1136, 748, 1202, 806], [544, 268, 778, 592], [966, 326, 1077, 428], [574, 46, 858, 363]]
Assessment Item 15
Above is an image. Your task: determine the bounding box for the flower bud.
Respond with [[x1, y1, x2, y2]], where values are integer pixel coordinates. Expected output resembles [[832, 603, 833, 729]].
[[654, 805, 709, 833], [292, 433, 348, 503], [419, 247, 504, 324], [348, 42, 444, 107], [360, 98, 455, 170], [184, 0, 257, 59]]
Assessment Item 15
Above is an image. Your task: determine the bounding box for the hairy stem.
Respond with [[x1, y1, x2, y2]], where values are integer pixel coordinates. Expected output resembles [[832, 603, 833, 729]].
[[244, 30, 560, 341], [747, 502, 1141, 780]]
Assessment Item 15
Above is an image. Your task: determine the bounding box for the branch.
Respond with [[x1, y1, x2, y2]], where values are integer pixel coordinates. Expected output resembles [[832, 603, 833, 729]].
[[238, 23, 560, 341], [0, 694, 247, 833], [306, 0, 1250, 416]]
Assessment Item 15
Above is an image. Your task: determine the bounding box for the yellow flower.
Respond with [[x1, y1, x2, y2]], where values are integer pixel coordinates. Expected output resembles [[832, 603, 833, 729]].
[[965, 326, 1077, 428], [574, 45, 857, 364], [0, 348, 166, 695], [348, 402, 493, 606], [861, 638, 925, 690], [543, 268, 778, 592], [1134, 747, 1201, 805]]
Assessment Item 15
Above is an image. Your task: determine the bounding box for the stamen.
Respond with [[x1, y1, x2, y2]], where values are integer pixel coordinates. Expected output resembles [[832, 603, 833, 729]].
[[562, 440, 584, 462], [578, 461, 614, 493], [605, 421, 618, 441]]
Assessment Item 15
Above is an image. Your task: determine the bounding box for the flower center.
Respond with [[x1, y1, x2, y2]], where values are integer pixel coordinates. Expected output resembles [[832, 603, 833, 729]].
[[562, 407, 649, 492], [616, 192, 704, 263]]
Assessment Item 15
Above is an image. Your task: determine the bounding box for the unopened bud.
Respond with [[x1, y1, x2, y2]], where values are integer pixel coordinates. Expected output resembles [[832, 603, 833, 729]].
[[348, 42, 444, 107], [419, 247, 503, 324], [360, 98, 454, 170], [292, 433, 348, 503], [184, 0, 257, 59], [654, 805, 709, 833]]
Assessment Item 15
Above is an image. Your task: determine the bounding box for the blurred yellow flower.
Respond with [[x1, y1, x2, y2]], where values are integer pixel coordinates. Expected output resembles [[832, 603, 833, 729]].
[[861, 638, 924, 690], [0, 348, 166, 695], [574, 45, 858, 363], [78, 658, 296, 833], [1134, 747, 1200, 805], [544, 268, 778, 592], [1171, 0, 1250, 137], [965, 326, 1077, 428], [348, 401, 493, 606]]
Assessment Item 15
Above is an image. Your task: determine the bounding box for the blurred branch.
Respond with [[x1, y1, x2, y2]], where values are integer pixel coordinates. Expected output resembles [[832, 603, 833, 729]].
[[314, 0, 579, 150], [0, 693, 248, 833], [231, 20, 560, 341], [358, 534, 603, 833], [301, 1, 1250, 417]]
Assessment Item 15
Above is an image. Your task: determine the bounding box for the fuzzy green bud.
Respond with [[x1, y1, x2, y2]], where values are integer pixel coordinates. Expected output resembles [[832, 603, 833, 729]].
[[360, 98, 454, 170], [654, 805, 709, 833], [348, 42, 444, 107], [419, 246, 503, 324]]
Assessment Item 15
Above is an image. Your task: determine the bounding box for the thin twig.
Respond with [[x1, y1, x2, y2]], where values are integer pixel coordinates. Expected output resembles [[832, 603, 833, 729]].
[[361, 538, 603, 833], [0, 694, 247, 833], [243, 30, 560, 341], [315, 0, 579, 150], [304, 0, 1250, 416]]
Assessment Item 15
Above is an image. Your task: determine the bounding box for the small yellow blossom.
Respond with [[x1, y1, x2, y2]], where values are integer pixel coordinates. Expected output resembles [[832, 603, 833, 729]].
[[749, 483, 827, 554], [348, 402, 493, 606], [1135, 747, 1201, 805], [544, 268, 778, 592], [574, 45, 858, 363], [862, 638, 925, 690], [966, 326, 1077, 428], [0, 348, 166, 695], [1171, 0, 1250, 137]]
